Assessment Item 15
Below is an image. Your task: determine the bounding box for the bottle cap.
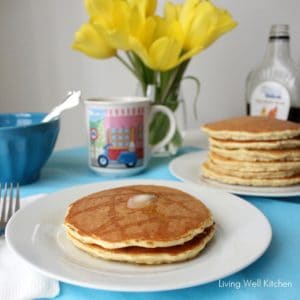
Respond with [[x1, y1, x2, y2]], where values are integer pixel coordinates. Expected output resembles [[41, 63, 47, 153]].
[[269, 24, 289, 38]]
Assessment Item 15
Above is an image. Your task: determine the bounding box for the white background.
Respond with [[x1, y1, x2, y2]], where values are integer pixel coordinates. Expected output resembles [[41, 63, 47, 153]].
[[0, 0, 299, 149]]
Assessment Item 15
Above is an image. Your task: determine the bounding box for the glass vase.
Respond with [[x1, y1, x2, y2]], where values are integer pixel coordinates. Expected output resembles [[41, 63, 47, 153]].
[[152, 86, 186, 156], [136, 84, 187, 156], [136, 76, 200, 157]]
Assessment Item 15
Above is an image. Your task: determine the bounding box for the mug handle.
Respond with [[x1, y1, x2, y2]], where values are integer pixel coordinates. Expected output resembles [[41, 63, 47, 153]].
[[149, 105, 176, 154]]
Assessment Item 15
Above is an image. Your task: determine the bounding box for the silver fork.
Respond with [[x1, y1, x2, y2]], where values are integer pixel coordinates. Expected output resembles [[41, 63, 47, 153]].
[[0, 183, 20, 235]]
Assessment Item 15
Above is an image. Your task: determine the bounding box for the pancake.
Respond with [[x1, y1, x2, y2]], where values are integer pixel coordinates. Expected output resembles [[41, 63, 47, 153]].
[[64, 185, 214, 249], [209, 152, 300, 172], [205, 158, 300, 179], [202, 116, 300, 141], [211, 147, 300, 162], [202, 162, 300, 186], [201, 116, 300, 187], [209, 137, 300, 150], [66, 224, 216, 265]]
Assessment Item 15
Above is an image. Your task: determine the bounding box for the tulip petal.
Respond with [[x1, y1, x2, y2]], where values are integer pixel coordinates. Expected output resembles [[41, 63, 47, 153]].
[[154, 17, 184, 45], [128, 0, 157, 17], [130, 38, 152, 68], [128, 5, 145, 37], [164, 2, 180, 21], [216, 10, 238, 36], [146, 0, 157, 16], [105, 30, 132, 50], [72, 23, 116, 59], [183, 1, 237, 50], [84, 0, 112, 19], [179, 0, 199, 33], [137, 17, 156, 48], [149, 37, 182, 71], [179, 46, 203, 63]]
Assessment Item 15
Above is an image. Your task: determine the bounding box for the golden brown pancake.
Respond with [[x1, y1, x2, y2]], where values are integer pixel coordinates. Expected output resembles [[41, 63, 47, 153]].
[[202, 162, 300, 186], [202, 116, 300, 141], [209, 152, 300, 172], [64, 185, 214, 249], [209, 137, 300, 150], [205, 158, 300, 179], [211, 147, 300, 162], [67, 224, 216, 265]]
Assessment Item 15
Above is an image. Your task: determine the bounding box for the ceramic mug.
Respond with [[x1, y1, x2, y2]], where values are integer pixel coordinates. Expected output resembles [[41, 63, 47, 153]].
[[84, 96, 176, 176]]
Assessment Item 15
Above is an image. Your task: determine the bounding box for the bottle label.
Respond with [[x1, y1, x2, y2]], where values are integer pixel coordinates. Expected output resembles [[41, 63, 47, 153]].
[[250, 81, 290, 120]]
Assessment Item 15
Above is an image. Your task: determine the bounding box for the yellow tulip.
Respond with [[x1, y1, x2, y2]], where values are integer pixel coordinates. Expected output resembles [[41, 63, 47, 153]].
[[83, 0, 130, 50], [85, 0, 157, 20], [130, 16, 185, 71], [164, 0, 237, 62], [72, 23, 116, 59], [185, 1, 237, 50], [83, 0, 153, 51], [73, 0, 237, 71]]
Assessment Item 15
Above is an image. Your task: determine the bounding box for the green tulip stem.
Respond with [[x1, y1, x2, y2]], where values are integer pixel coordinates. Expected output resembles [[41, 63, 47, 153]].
[[115, 53, 140, 80], [159, 68, 180, 105]]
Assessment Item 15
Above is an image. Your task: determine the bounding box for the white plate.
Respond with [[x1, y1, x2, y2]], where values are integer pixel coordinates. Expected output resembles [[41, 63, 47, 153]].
[[6, 180, 272, 292], [170, 151, 300, 197]]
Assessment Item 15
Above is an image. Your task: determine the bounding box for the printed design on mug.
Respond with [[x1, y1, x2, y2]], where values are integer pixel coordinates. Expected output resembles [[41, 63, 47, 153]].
[[88, 106, 144, 169]]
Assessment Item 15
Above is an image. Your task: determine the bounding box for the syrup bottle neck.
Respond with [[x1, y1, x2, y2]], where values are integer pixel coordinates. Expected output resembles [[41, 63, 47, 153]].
[[264, 24, 291, 62]]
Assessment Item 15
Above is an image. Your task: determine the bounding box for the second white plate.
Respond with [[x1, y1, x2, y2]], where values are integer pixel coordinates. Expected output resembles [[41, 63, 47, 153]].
[[169, 151, 300, 197]]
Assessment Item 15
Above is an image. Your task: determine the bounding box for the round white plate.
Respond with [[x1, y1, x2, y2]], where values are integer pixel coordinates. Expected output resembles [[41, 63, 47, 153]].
[[169, 151, 300, 197], [6, 180, 272, 292]]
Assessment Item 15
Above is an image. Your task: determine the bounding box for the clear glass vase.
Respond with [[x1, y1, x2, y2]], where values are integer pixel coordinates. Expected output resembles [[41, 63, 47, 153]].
[[147, 85, 186, 156], [137, 83, 198, 156]]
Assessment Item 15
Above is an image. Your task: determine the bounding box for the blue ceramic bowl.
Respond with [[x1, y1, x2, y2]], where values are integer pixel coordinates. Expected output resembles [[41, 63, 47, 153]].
[[0, 113, 60, 185]]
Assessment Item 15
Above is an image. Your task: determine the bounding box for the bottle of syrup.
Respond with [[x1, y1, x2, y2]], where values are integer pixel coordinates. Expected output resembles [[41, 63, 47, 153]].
[[246, 24, 300, 122]]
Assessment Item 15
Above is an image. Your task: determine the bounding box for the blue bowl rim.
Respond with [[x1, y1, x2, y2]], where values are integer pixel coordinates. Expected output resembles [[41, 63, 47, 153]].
[[0, 112, 59, 130]]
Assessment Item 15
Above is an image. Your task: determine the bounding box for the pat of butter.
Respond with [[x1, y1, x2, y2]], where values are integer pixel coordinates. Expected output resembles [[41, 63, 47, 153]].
[[127, 194, 156, 209]]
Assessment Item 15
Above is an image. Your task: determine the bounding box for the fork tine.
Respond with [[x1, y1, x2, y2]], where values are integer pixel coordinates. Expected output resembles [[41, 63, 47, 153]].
[[15, 183, 20, 211], [0, 183, 7, 222], [0, 183, 2, 221], [7, 183, 14, 221], [0, 183, 20, 234]]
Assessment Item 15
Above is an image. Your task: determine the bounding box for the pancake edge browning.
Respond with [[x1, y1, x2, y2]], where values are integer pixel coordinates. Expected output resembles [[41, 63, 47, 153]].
[[205, 159, 300, 179], [211, 147, 300, 162], [202, 129, 300, 141], [64, 216, 214, 250], [66, 224, 216, 265], [209, 152, 300, 172], [202, 162, 300, 187], [209, 137, 300, 150], [202, 116, 300, 141]]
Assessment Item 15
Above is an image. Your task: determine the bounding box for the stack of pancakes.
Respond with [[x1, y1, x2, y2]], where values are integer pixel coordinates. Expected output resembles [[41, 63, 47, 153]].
[[201, 116, 300, 187], [64, 185, 215, 265]]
